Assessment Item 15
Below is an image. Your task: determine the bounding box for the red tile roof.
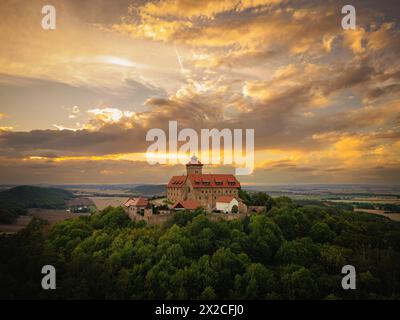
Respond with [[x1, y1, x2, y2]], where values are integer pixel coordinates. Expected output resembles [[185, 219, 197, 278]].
[[167, 175, 187, 188], [216, 196, 236, 203], [188, 174, 240, 188], [172, 200, 201, 210], [167, 174, 240, 188], [124, 197, 148, 207]]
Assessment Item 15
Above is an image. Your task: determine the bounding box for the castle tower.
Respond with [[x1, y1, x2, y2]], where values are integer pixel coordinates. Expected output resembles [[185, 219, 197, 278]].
[[186, 155, 203, 175]]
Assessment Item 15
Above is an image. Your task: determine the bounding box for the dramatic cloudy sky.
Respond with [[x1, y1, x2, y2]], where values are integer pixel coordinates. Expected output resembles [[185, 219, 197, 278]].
[[0, 0, 399, 184]]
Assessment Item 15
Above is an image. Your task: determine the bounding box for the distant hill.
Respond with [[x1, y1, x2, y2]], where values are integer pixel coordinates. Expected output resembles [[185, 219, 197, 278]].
[[0, 186, 73, 223], [129, 184, 166, 197]]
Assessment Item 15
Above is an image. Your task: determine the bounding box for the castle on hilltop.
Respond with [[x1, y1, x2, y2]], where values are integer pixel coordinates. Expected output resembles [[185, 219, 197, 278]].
[[167, 155, 246, 213]]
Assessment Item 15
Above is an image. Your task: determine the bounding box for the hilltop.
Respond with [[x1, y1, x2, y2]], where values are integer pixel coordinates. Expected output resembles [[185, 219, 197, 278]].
[[1, 196, 400, 299], [0, 185, 73, 223]]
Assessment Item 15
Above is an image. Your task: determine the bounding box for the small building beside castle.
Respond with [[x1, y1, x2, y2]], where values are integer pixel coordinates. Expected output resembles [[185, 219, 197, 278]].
[[124, 196, 152, 219], [216, 196, 239, 213], [167, 155, 245, 212], [172, 199, 201, 211]]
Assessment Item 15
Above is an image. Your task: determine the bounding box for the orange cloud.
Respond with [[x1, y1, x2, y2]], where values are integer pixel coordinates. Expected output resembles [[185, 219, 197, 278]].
[[135, 0, 284, 19], [367, 22, 395, 51]]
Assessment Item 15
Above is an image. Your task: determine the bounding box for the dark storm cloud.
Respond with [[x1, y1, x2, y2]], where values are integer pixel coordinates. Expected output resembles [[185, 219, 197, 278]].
[[0, 125, 150, 157]]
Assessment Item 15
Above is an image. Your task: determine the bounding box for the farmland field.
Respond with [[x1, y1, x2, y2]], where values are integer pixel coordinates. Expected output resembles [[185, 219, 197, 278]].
[[0, 208, 89, 234], [29, 208, 89, 225], [89, 197, 129, 210], [331, 198, 400, 204], [0, 215, 32, 234], [354, 209, 400, 222]]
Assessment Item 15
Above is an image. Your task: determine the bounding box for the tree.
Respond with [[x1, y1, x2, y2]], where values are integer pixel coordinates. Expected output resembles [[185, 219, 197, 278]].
[[281, 264, 317, 299], [251, 192, 275, 211], [320, 245, 349, 273], [200, 286, 216, 299], [247, 215, 284, 264], [238, 190, 275, 211], [274, 196, 293, 208], [234, 263, 277, 299], [231, 205, 239, 214], [310, 221, 336, 243], [275, 238, 317, 267], [239, 189, 252, 205], [2, 197, 400, 300]]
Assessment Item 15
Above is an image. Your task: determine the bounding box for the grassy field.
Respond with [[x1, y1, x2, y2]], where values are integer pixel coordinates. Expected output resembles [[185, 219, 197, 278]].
[[29, 208, 91, 234], [28, 208, 80, 225], [89, 197, 128, 210], [330, 198, 400, 204], [0, 216, 32, 234], [70, 188, 131, 196], [354, 208, 400, 222], [0, 208, 89, 234]]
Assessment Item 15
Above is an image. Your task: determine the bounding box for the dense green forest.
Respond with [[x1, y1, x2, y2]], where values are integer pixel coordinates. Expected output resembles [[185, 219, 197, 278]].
[[0, 194, 400, 299], [0, 186, 73, 223]]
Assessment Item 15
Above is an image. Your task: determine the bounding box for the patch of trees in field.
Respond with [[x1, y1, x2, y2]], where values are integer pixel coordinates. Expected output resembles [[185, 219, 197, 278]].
[[354, 202, 400, 213], [1, 195, 400, 299]]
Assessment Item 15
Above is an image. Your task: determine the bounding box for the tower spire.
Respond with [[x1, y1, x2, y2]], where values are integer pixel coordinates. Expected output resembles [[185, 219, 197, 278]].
[[186, 153, 203, 174]]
